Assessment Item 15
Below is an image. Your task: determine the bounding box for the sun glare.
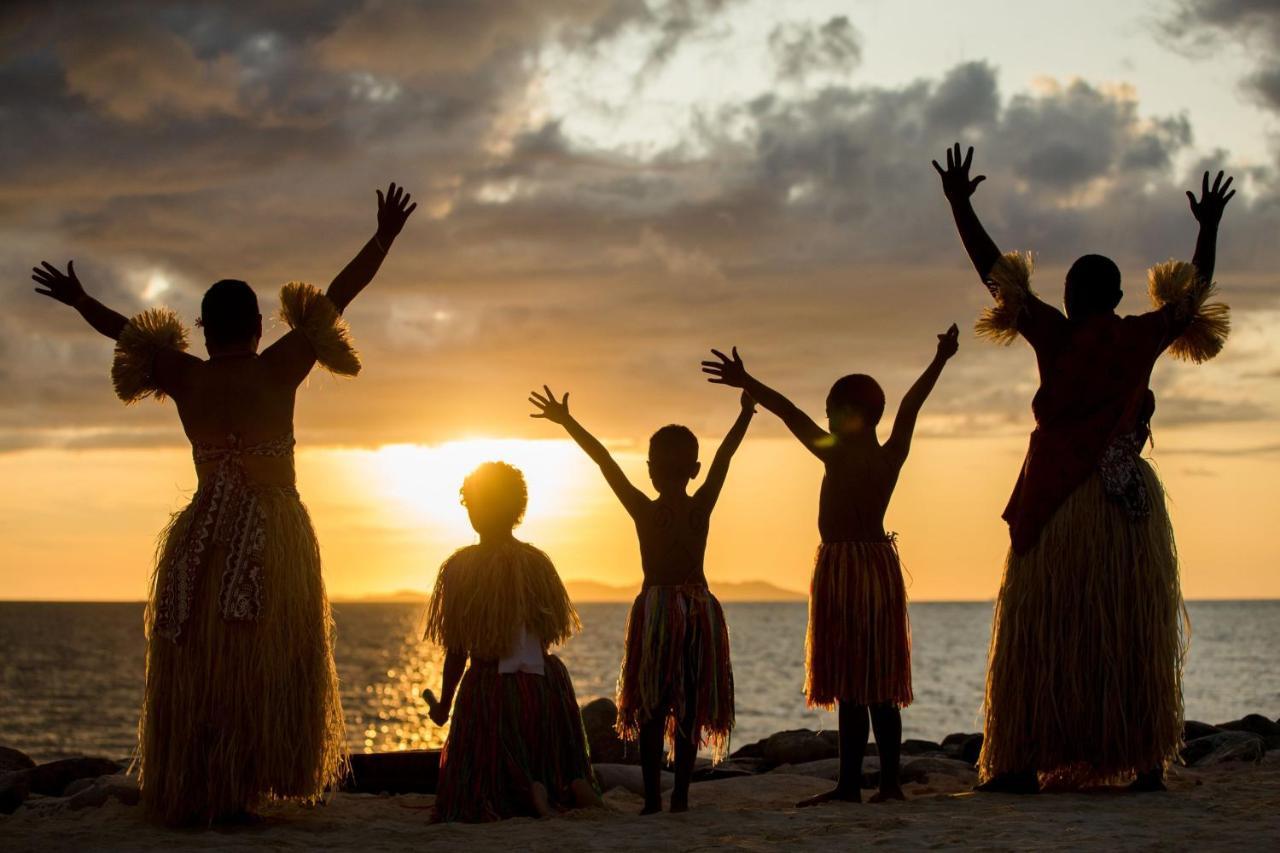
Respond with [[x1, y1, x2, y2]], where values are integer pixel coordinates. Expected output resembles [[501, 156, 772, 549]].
[[371, 438, 588, 539]]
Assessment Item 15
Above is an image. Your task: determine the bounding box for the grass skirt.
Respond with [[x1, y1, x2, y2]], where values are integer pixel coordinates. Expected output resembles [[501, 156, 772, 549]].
[[980, 462, 1187, 788], [139, 488, 346, 825], [615, 585, 734, 762], [805, 539, 913, 709], [433, 655, 596, 822]]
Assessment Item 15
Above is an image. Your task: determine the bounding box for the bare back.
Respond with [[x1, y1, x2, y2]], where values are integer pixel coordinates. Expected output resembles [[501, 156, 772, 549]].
[[817, 440, 901, 543], [631, 492, 714, 588]]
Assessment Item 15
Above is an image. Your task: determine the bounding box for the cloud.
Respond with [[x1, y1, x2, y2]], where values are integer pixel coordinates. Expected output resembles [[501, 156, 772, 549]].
[[0, 2, 1277, 453], [768, 16, 861, 83], [1164, 0, 1280, 112]]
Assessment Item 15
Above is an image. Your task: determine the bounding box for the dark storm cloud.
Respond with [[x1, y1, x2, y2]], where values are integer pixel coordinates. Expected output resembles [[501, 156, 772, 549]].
[[0, 2, 1275, 452], [1165, 0, 1280, 112]]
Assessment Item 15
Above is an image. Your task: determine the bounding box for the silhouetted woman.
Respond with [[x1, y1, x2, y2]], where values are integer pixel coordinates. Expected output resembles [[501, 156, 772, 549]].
[[934, 144, 1232, 793], [30, 183, 416, 824]]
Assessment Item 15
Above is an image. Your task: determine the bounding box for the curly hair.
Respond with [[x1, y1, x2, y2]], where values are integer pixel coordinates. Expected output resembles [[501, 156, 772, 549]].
[[460, 461, 529, 530]]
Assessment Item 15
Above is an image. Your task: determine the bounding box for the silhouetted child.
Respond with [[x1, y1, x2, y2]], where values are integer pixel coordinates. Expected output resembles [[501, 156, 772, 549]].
[[702, 330, 958, 805], [529, 385, 754, 814], [423, 461, 600, 822]]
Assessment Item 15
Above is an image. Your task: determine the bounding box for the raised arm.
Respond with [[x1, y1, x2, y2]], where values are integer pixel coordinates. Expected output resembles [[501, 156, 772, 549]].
[[702, 348, 830, 459], [529, 386, 649, 516], [885, 324, 959, 464], [31, 261, 128, 340], [262, 183, 415, 384], [932, 143, 1002, 285], [326, 182, 417, 314], [694, 392, 756, 509], [1186, 170, 1235, 285]]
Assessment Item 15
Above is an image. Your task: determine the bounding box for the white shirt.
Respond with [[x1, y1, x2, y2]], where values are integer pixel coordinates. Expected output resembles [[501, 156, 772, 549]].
[[498, 624, 546, 676]]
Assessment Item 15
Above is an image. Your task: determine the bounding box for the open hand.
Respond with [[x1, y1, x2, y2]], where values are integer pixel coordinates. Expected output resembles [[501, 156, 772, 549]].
[[936, 323, 960, 360], [376, 182, 417, 241], [31, 260, 85, 307], [931, 143, 986, 202], [529, 385, 571, 424], [1187, 170, 1235, 226], [702, 347, 748, 387]]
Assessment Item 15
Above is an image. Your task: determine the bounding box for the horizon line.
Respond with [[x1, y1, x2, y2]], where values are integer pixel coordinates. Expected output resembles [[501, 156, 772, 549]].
[[3, 597, 1279, 604]]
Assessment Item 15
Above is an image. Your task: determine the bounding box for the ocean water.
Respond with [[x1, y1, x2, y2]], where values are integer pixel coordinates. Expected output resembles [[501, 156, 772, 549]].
[[1, 601, 1277, 764]]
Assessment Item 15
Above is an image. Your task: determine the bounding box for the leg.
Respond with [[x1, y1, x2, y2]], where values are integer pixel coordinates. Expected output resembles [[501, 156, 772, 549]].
[[669, 704, 699, 813], [974, 769, 1040, 794], [570, 777, 604, 809], [1130, 767, 1167, 792], [529, 781, 552, 818], [868, 704, 905, 802], [797, 702, 867, 807], [638, 716, 666, 815]]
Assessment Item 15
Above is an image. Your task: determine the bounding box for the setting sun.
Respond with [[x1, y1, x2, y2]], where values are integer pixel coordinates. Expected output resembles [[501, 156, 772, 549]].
[[370, 438, 595, 539]]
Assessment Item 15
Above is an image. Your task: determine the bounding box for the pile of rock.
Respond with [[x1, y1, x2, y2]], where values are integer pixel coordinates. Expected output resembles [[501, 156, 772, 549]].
[[1180, 715, 1280, 768], [4, 708, 1276, 809], [0, 749, 134, 814]]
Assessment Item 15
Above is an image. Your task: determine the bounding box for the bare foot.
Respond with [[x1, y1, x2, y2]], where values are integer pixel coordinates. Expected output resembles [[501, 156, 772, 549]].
[[639, 801, 663, 816], [1129, 771, 1167, 793], [869, 785, 905, 803], [530, 782, 553, 818], [974, 771, 1040, 795], [571, 778, 604, 809], [797, 786, 861, 807]]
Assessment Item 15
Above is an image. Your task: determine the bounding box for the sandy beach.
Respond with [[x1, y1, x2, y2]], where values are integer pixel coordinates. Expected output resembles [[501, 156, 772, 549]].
[[3, 753, 1278, 852]]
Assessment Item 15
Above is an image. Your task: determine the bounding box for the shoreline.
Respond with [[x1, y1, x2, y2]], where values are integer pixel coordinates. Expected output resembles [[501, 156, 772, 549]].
[[4, 708, 1279, 850]]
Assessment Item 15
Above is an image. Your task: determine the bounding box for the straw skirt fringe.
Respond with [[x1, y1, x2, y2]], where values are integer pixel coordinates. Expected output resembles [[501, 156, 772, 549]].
[[615, 585, 735, 762], [139, 488, 346, 825], [980, 461, 1187, 788], [434, 655, 596, 822], [805, 539, 914, 709]]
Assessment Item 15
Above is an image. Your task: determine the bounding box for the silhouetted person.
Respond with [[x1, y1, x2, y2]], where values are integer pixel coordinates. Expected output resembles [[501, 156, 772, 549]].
[[530, 386, 753, 814], [423, 462, 601, 822], [702, 328, 958, 806], [30, 183, 416, 825], [933, 143, 1234, 793]]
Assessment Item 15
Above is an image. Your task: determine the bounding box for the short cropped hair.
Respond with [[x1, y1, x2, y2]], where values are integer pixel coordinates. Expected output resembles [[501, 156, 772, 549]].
[[648, 424, 699, 477], [460, 461, 528, 529], [1064, 254, 1122, 318], [199, 279, 260, 346], [826, 374, 886, 426]]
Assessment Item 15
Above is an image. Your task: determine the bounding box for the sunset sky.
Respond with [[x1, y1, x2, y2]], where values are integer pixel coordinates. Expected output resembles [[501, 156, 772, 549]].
[[2, 0, 1279, 601]]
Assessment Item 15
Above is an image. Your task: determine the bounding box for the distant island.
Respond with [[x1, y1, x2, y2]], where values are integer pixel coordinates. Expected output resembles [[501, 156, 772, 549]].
[[335, 579, 807, 604]]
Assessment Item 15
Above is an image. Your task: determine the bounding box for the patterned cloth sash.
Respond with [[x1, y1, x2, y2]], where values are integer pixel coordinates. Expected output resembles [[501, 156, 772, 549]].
[[1098, 431, 1150, 519], [154, 432, 297, 642]]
